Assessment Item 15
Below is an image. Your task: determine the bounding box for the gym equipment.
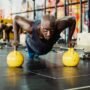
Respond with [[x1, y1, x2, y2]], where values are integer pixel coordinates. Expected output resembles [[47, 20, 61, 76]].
[[76, 32, 90, 59], [62, 48, 80, 66], [77, 32, 90, 51], [7, 50, 24, 67]]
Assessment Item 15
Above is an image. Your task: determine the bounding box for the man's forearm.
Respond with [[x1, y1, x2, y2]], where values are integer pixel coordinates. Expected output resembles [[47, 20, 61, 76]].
[[12, 19, 20, 50], [14, 29, 19, 42], [13, 20, 20, 42]]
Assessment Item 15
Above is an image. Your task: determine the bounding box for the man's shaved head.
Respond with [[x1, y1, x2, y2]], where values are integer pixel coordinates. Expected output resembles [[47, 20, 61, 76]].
[[41, 15, 56, 27], [40, 15, 56, 40]]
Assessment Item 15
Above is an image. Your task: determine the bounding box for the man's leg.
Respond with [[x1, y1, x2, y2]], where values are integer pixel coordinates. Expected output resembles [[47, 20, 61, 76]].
[[25, 39, 39, 60], [25, 39, 36, 68], [25, 40, 35, 59], [56, 16, 76, 47], [25, 40, 42, 69]]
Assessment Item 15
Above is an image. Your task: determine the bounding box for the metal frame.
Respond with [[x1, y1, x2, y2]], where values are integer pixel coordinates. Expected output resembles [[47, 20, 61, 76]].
[[88, 0, 90, 10], [55, 0, 57, 18], [80, 0, 82, 32], [64, 0, 67, 44], [32, 0, 36, 19], [11, 0, 87, 15], [88, 0, 90, 32], [44, 0, 46, 14]]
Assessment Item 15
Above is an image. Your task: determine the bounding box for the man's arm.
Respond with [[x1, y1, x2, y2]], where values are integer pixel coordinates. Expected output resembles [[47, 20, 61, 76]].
[[13, 16, 34, 49], [56, 16, 76, 46]]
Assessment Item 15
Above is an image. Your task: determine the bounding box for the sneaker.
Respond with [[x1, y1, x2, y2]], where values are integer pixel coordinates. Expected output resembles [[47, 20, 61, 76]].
[[34, 54, 40, 61], [24, 48, 28, 52], [26, 58, 46, 70], [26, 58, 34, 67], [26, 58, 40, 70]]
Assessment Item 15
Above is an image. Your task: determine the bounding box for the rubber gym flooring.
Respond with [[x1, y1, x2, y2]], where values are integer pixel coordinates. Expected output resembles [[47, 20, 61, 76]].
[[0, 46, 90, 90]]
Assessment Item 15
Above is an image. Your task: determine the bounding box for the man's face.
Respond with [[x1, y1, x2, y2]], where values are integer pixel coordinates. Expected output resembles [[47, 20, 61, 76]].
[[40, 21, 54, 40]]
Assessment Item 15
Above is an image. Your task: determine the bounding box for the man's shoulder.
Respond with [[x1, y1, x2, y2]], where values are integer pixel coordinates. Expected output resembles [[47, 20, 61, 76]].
[[32, 20, 41, 32], [34, 20, 41, 25]]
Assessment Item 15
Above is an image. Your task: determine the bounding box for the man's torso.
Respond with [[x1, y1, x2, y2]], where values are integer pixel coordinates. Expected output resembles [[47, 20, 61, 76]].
[[26, 20, 60, 54]]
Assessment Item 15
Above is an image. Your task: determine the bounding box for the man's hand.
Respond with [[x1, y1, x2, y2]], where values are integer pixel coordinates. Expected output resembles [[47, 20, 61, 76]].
[[11, 41, 19, 50], [68, 40, 75, 48]]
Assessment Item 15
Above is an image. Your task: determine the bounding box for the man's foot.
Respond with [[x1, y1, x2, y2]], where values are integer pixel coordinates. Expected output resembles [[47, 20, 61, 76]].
[[68, 40, 76, 48], [26, 58, 46, 70], [34, 54, 40, 61], [26, 58, 34, 67], [24, 48, 28, 52]]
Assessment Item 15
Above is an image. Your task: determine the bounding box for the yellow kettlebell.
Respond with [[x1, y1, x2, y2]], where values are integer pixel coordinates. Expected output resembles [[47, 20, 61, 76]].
[[62, 48, 80, 66], [7, 50, 24, 67]]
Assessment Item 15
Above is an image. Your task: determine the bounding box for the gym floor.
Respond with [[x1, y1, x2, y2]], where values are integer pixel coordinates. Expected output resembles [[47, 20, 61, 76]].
[[0, 46, 90, 90]]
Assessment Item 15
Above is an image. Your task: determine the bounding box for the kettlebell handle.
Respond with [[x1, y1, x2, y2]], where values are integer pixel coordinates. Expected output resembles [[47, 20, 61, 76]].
[[14, 46, 18, 51], [68, 41, 75, 48]]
